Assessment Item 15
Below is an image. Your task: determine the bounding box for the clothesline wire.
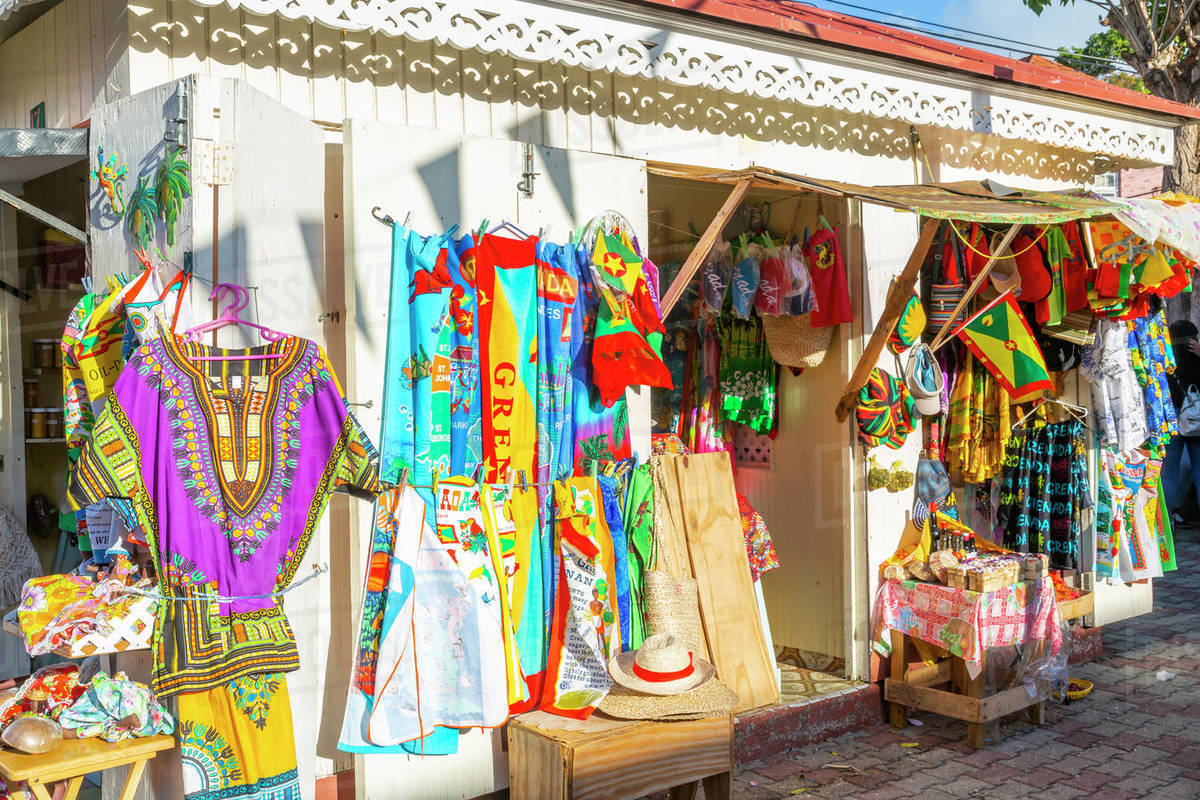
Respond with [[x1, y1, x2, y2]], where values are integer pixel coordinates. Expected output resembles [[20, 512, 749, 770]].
[[116, 563, 329, 603]]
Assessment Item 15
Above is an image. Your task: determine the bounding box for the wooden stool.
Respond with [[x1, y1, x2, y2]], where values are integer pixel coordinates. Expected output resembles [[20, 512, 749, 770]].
[[508, 710, 733, 800], [0, 734, 174, 800]]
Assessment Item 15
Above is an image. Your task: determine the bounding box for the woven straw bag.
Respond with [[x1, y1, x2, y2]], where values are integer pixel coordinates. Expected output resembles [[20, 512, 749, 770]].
[[642, 571, 706, 658], [760, 313, 834, 369]]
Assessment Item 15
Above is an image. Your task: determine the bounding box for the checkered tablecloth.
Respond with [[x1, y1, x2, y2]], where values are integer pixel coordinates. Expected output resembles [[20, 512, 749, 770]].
[[871, 578, 1062, 678]]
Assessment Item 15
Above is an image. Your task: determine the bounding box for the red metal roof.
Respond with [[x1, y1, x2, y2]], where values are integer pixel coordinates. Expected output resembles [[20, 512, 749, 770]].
[[633, 0, 1200, 121]]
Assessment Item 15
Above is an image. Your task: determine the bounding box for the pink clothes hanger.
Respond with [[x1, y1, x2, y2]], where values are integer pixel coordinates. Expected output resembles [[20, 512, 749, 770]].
[[180, 283, 288, 362]]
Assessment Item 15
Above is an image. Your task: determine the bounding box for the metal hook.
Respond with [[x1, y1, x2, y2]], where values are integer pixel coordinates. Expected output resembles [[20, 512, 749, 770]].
[[371, 206, 394, 226]]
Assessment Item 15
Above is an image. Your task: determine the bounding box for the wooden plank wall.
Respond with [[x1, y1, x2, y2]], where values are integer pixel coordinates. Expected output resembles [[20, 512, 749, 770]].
[[0, 0, 128, 128]]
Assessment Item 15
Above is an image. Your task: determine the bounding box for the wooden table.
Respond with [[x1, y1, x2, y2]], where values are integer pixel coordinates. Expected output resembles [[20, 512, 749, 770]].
[[885, 630, 1047, 749], [508, 710, 733, 800], [0, 735, 174, 800]]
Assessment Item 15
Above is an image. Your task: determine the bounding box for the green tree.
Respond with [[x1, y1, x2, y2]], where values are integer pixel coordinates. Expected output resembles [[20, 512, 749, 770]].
[[1024, 1, 1200, 193], [1056, 29, 1134, 77]]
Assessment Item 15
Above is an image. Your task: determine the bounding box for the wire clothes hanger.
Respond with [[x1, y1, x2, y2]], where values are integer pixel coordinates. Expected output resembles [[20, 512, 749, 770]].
[[180, 283, 288, 361], [1012, 397, 1089, 430]]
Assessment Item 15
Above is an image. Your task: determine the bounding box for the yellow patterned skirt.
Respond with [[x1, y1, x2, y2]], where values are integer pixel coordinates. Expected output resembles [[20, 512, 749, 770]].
[[176, 673, 301, 800]]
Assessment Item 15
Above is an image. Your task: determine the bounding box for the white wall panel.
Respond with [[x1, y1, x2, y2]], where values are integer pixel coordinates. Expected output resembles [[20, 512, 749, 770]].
[[0, 0, 127, 128]]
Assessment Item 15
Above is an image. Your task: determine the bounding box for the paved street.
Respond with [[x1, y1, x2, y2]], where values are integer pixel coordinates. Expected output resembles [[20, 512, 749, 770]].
[[733, 526, 1200, 799]]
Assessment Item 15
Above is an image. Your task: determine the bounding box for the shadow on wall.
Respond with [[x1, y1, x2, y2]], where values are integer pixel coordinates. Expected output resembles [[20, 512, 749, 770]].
[[128, 4, 1094, 183]]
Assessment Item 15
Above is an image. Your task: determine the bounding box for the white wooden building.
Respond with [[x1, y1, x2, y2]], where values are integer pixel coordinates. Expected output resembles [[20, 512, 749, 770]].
[[0, 0, 1193, 798]]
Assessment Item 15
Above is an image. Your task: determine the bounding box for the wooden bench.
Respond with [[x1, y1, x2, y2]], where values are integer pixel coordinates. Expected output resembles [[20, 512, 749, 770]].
[[508, 710, 733, 800], [0, 734, 174, 800]]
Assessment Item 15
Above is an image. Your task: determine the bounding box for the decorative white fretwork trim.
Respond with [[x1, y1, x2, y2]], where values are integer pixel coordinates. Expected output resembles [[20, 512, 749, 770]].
[[5, 0, 1178, 164]]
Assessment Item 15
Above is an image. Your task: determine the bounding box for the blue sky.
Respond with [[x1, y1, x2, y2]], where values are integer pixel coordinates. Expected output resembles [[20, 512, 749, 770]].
[[807, 0, 1106, 58]]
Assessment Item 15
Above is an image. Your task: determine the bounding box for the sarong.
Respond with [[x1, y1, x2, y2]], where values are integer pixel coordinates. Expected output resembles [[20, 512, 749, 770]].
[[477, 233, 539, 483]]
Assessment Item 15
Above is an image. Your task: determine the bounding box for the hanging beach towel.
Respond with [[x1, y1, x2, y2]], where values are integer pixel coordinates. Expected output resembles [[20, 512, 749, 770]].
[[541, 479, 620, 719], [339, 486, 507, 753], [477, 233, 539, 483], [449, 234, 483, 476], [500, 485, 546, 707]]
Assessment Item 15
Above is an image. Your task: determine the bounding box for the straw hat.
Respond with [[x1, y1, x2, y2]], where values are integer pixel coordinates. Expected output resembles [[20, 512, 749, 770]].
[[609, 634, 716, 696], [761, 313, 834, 369], [598, 677, 738, 721]]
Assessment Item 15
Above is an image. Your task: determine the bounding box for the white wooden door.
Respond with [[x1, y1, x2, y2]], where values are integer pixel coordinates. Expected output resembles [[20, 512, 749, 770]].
[[0, 204, 23, 517], [90, 76, 329, 800], [342, 119, 647, 800]]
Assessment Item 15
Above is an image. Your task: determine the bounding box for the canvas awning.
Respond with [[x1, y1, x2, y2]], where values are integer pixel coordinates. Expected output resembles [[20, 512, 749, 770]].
[[647, 163, 1122, 225]]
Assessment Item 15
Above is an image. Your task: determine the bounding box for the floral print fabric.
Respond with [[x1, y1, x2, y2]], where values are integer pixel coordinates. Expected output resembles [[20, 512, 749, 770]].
[[57, 671, 174, 742], [738, 492, 779, 580], [17, 559, 145, 656]]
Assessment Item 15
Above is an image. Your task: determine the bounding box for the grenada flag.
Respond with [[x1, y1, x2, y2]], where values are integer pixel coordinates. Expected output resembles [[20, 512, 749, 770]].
[[950, 289, 1053, 401]]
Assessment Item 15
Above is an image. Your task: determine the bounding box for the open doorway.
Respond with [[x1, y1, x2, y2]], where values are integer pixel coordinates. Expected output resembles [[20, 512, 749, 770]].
[[4, 160, 88, 573], [645, 170, 863, 705]]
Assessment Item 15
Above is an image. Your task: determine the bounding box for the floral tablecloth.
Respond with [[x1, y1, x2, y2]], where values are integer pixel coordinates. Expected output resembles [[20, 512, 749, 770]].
[[871, 578, 1062, 678]]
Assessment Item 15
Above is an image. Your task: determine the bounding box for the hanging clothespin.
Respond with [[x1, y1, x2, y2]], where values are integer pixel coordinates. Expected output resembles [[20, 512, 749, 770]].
[[471, 462, 485, 484], [432, 466, 441, 497], [82, 275, 93, 293], [518, 470, 528, 492], [399, 466, 410, 488], [403, 210, 413, 227], [477, 219, 489, 239]]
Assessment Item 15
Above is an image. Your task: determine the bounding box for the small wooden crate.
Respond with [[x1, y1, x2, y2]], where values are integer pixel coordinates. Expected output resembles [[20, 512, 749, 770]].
[[508, 710, 733, 800], [1057, 590, 1094, 621], [946, 565, 967, 589]]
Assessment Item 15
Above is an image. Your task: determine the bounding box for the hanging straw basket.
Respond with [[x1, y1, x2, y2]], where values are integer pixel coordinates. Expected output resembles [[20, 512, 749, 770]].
[[761, 313, 834, 369], [642, 571, 706, 659]]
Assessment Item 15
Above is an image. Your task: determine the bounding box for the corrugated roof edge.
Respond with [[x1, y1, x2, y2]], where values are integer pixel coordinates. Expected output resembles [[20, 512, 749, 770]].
[[631, 0, 1200, 122]]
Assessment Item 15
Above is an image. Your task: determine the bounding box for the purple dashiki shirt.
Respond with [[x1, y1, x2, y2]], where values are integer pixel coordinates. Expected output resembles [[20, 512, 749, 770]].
[[70, 333, 379, 697]]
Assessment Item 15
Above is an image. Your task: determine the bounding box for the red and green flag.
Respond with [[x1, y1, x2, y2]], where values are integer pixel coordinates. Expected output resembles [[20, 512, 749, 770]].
[[951, 290, 1053, 400]]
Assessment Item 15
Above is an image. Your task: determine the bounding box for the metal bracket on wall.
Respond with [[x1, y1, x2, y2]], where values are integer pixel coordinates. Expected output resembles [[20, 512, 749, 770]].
[[165, 80, 190, 150], [518, 142, 538, 198]]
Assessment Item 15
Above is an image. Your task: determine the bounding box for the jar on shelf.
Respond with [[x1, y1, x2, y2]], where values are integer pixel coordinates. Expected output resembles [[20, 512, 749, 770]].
[[45, 409, 63, 439], [28, 408, 48, 439], [24, 408, 32, 438], [22, 378, 38, 407], [32, 339, 58, 369]]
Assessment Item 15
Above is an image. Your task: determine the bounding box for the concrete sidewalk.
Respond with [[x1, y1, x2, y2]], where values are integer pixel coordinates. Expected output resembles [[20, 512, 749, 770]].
[[734, 527, 1200, 799]]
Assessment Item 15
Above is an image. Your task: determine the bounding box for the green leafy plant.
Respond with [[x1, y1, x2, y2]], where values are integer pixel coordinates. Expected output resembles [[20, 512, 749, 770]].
[[126, 174, 158, 249], [155, 146, 191, 247]]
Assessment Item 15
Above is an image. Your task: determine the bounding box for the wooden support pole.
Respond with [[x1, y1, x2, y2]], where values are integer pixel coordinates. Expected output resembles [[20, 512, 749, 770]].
[[928, 223, 1023, 352], [834, 218, 940, 422], [660, 178, 752, 317]]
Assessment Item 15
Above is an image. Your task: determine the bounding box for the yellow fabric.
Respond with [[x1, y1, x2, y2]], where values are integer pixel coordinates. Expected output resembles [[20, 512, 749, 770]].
[[504, 486, 540, 642], [946, 354, 1011, 485], [176, 674, 300, 799], [1139, 249, 1175, 289], [77, 276, 127, 402], [481, 484, 527, 708], [883, 519, 930, 569]]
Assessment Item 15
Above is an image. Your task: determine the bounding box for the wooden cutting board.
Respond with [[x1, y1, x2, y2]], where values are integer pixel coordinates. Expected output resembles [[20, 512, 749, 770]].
[[665, 452, 780, 713]]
